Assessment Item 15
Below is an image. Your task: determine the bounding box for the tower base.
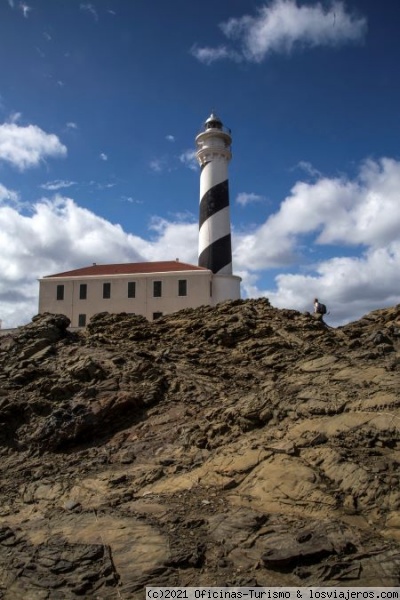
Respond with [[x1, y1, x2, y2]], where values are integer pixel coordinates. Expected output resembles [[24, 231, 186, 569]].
[[211, 274, 241, 305]]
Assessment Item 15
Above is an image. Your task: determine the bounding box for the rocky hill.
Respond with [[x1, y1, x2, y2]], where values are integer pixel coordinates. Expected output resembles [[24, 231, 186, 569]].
[[0, 299, 400, 599]]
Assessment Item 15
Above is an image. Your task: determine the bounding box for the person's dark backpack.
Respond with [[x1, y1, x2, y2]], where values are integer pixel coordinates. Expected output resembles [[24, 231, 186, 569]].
[[318, 303, 327, 315]]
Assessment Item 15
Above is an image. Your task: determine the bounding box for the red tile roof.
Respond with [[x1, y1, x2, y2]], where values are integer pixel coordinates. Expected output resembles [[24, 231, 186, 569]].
[[44, 261, 208, 278]]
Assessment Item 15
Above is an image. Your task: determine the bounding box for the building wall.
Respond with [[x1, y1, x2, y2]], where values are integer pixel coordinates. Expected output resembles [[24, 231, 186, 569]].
[[212, 274, 241, 305], [39, 271, 213, 326]]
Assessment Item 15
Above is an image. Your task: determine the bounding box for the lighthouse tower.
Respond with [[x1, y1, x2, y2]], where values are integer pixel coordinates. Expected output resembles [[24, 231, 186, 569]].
[[196, 112, 241, 303]]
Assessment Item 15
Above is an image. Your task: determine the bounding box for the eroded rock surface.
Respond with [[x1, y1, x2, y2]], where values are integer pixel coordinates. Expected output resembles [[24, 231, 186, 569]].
[[0, 301, 400, 598]]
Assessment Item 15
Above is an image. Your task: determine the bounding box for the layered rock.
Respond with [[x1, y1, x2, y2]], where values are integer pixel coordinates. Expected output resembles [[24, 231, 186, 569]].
[[0, 300, 400, 597]]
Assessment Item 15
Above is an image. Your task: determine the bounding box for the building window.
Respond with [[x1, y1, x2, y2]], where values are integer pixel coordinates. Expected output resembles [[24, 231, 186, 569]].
[[153, 280, 162, 297], [56, 284, 64, 300], [103, 282, 111, 299], [128, 281, 136, 298], [78, 314, 86, 327], [153, 312, 163, 320], [178, 279, 187, 296], [79, 284, 87, 300]]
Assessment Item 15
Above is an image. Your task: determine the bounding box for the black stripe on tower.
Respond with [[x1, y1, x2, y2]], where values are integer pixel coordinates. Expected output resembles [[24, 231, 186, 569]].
[[198, 234, 232, 273], [199, 180, 229, 229]]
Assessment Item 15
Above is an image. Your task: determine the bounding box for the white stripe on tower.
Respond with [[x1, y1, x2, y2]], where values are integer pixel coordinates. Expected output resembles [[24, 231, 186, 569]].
[[195, 112, 233, 275]]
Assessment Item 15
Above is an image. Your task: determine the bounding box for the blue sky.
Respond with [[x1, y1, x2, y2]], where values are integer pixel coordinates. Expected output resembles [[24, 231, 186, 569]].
[[1, 0, 400, 328]]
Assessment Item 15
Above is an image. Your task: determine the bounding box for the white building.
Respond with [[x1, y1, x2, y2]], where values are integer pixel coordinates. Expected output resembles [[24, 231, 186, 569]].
[[38, 260, 241, 326], [38, 113, 241, 326]]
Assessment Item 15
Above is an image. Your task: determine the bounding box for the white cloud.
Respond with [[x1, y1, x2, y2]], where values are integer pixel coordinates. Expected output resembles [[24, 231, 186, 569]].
[[0, 122, 67, 170], [190, 45, 240, 65], [244, 242, 400, 326], [146, 216, 198, 263], [0, 196, 197, 327], [0, 196, 145, 326], [100, 152, 108, 161], [193, 0, 367, 64], [8, 112, 22, 124], [149, 150, 197, 173], [66, 122, 78, 130], [234, 157, 400, 271], [0, 183, 19, 205], [19, 2, 31, 18], [88, 181, 116, 191], [40, 180, 77, 191], [121, 196, 143, 205], [1, 155, 400, 329], [234, 156, 400, 324], [166, 135, 175, 142], [149, 159, 163, 173], [295, 160, 322, 179], [149, 158, 169, 173], [236, 192, 264, 206], [179, 149, 198, 171], [317, 158, 400, 247], [80, 3, 98, 21]]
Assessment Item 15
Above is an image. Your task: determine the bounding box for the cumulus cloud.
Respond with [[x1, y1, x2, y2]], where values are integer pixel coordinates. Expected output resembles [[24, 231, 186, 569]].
[[236, 192, 265, 206], [193, 0, 367, 64], [0, 183, 19, 205], [1, 156, 400, 328], [245, 242, 400, 326], [233, 157, 400, 324], [100, 152, 108, 161], [234, 157, 400, 271], [0, 196, 198, 327], [0, 196, 146, 326], [166, 135, 175, 142], [146, 217, 198, 263], [0, 196, 142, 278], [0, 122, 67, 170]]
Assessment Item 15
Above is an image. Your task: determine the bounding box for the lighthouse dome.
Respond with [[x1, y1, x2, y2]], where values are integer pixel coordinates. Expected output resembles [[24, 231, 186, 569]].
[[205, 112, 222, 130]]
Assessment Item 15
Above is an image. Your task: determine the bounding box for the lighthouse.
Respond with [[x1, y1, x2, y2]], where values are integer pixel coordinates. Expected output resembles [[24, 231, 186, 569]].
[[196, 112, 233, 274], [196, 112, 241, 303]]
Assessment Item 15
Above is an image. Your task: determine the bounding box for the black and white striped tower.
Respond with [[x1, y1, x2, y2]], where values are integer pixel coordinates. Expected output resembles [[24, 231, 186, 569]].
[[196, 112, 233, 275]]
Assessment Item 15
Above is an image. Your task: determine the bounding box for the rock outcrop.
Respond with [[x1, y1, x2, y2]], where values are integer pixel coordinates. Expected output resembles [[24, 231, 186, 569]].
[[0, 300, 400, 598]]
